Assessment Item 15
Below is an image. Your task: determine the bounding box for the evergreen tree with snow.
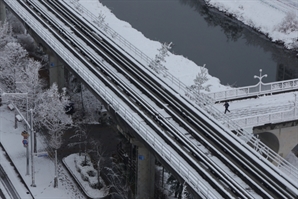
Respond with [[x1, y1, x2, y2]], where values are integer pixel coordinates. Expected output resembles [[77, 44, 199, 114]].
[[149, 42, 172, 73], [193, 64, 211, 93]]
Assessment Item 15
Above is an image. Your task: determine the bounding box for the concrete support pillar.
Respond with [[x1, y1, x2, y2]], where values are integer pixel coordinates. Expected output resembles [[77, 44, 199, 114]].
[[0, 0, 6, 22], [48, 52, 65, 89], [253, 121, 298, 158], [132, 140, 155, 199]]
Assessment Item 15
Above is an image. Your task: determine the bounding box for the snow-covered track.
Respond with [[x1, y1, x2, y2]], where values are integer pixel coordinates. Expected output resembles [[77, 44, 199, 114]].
[[0, 165, 21, 199], [9, 0, 298, 198]]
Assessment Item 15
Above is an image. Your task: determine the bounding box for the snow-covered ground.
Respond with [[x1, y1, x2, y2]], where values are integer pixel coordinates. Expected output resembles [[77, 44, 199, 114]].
[[0, 106, 86, 199], [206, 0, 298, 50]]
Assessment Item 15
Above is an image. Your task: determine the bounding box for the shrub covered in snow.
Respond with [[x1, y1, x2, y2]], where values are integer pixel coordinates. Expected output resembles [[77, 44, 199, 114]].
[[74, 154, 99, 189], [277, 11, 298, 34]]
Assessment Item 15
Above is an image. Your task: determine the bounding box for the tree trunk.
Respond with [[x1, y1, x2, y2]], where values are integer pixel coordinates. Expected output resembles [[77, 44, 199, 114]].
[[54, 149, 58, 188]]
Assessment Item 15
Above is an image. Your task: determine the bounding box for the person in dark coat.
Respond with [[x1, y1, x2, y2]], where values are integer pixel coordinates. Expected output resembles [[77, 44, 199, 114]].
[[224, 102, 230, 114]]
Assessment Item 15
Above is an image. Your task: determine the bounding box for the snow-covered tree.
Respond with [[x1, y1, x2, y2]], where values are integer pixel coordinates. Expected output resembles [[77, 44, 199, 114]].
[[181, 181, 188, 199], [89, 139, 106, 190], [66, 74, 104, 124], [34, 83, 72, 188], [149, 42, 172, 73], [34, 83, 72, 130], [104, 161, 132, 199], [277, 11, 298, 34], [0, 42, 28, 92], [191, 64, 211, 93], [12, 58, 46, 112]]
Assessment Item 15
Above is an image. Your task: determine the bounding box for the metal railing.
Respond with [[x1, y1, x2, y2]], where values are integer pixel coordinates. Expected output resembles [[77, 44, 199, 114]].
[[230, 106, 298, 129], [68, 0, 153, 65], [5, 1, 220, 198], [64, 0, 298, 186], [207, 78, 298, 102]]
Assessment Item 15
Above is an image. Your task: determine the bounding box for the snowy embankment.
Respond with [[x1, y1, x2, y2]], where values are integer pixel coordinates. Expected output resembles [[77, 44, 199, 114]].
[[75, 0, 228, 92], [205, 0, 298, 51], [78, 0, 298, 94]]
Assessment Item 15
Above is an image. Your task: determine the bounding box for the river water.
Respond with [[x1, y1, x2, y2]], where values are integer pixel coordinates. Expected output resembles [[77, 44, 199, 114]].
[[100, 0, 298, 87]]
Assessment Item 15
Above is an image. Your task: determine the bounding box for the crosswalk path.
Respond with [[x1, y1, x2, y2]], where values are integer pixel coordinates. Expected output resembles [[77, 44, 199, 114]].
[[212, 91, 298, 127]]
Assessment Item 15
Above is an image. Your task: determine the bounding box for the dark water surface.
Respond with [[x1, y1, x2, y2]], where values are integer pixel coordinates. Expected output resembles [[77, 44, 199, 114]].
[[101, 0, 298, 87]]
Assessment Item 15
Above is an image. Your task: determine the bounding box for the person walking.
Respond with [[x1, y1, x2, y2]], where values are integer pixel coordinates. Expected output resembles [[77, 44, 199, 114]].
[[224, 101, 230, 114]]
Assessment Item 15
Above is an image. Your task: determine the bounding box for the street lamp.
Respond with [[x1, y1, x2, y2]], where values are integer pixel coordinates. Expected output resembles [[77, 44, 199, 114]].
[[10, 104, 36, 187], [254, 69, 267, 92], [1, 92, 29, 129], [1, 89, 31, 176]]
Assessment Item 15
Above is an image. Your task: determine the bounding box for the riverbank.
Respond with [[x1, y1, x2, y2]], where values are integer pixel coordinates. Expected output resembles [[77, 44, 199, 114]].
[[79, 0, 297, 88], [205, 0, 298, 52]]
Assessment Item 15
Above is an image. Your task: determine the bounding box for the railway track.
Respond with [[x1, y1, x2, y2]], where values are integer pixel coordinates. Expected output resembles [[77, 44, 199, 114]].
[[0, 165, 19, 199], [13, 0, 298, 198], [0, 145, 25, 199]]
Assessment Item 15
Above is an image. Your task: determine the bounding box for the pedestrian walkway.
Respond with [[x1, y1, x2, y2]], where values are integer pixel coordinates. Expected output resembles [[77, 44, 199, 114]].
[[0, 105, 86, 199], [213, 91, 298, 129]]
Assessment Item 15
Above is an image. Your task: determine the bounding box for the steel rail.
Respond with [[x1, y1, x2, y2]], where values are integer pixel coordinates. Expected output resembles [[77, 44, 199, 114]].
[[0, 164, 21, 199]]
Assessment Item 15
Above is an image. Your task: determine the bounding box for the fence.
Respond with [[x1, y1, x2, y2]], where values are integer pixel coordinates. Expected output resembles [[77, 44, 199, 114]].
[[231, 106, 298, 129], [208, 79, 298, 102]]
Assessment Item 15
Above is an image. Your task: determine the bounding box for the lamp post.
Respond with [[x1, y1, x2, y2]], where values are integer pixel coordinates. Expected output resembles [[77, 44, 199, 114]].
[[1, 92, 28, 128], [254, 69, 267, 92], [10, 103, 36, 187], [1, 91, 30, 175], [30, 109, 36, 187]]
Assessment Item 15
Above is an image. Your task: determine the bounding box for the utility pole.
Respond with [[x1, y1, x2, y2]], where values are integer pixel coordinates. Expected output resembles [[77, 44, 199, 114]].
[[30, 109, 36, 187], [12, 103, 36, 186]]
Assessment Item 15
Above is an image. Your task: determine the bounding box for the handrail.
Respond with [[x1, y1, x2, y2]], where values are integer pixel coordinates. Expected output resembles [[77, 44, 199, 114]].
[[4, 1, 219, 198], [62, 0, 298, 186], [207, 79, 298, 102], [228, 106, 298, 129]]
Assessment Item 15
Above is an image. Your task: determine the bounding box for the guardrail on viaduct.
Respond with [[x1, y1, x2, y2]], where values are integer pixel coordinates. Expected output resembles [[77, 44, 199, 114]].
[[207, 78, 298, 102]]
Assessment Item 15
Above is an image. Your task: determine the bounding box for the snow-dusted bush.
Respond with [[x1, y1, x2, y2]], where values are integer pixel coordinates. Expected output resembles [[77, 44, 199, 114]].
[[149, 42, 172, 73], [187, 64, 211, 93], [74, 154, 99, 188], [277, 11, 298, 33]]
